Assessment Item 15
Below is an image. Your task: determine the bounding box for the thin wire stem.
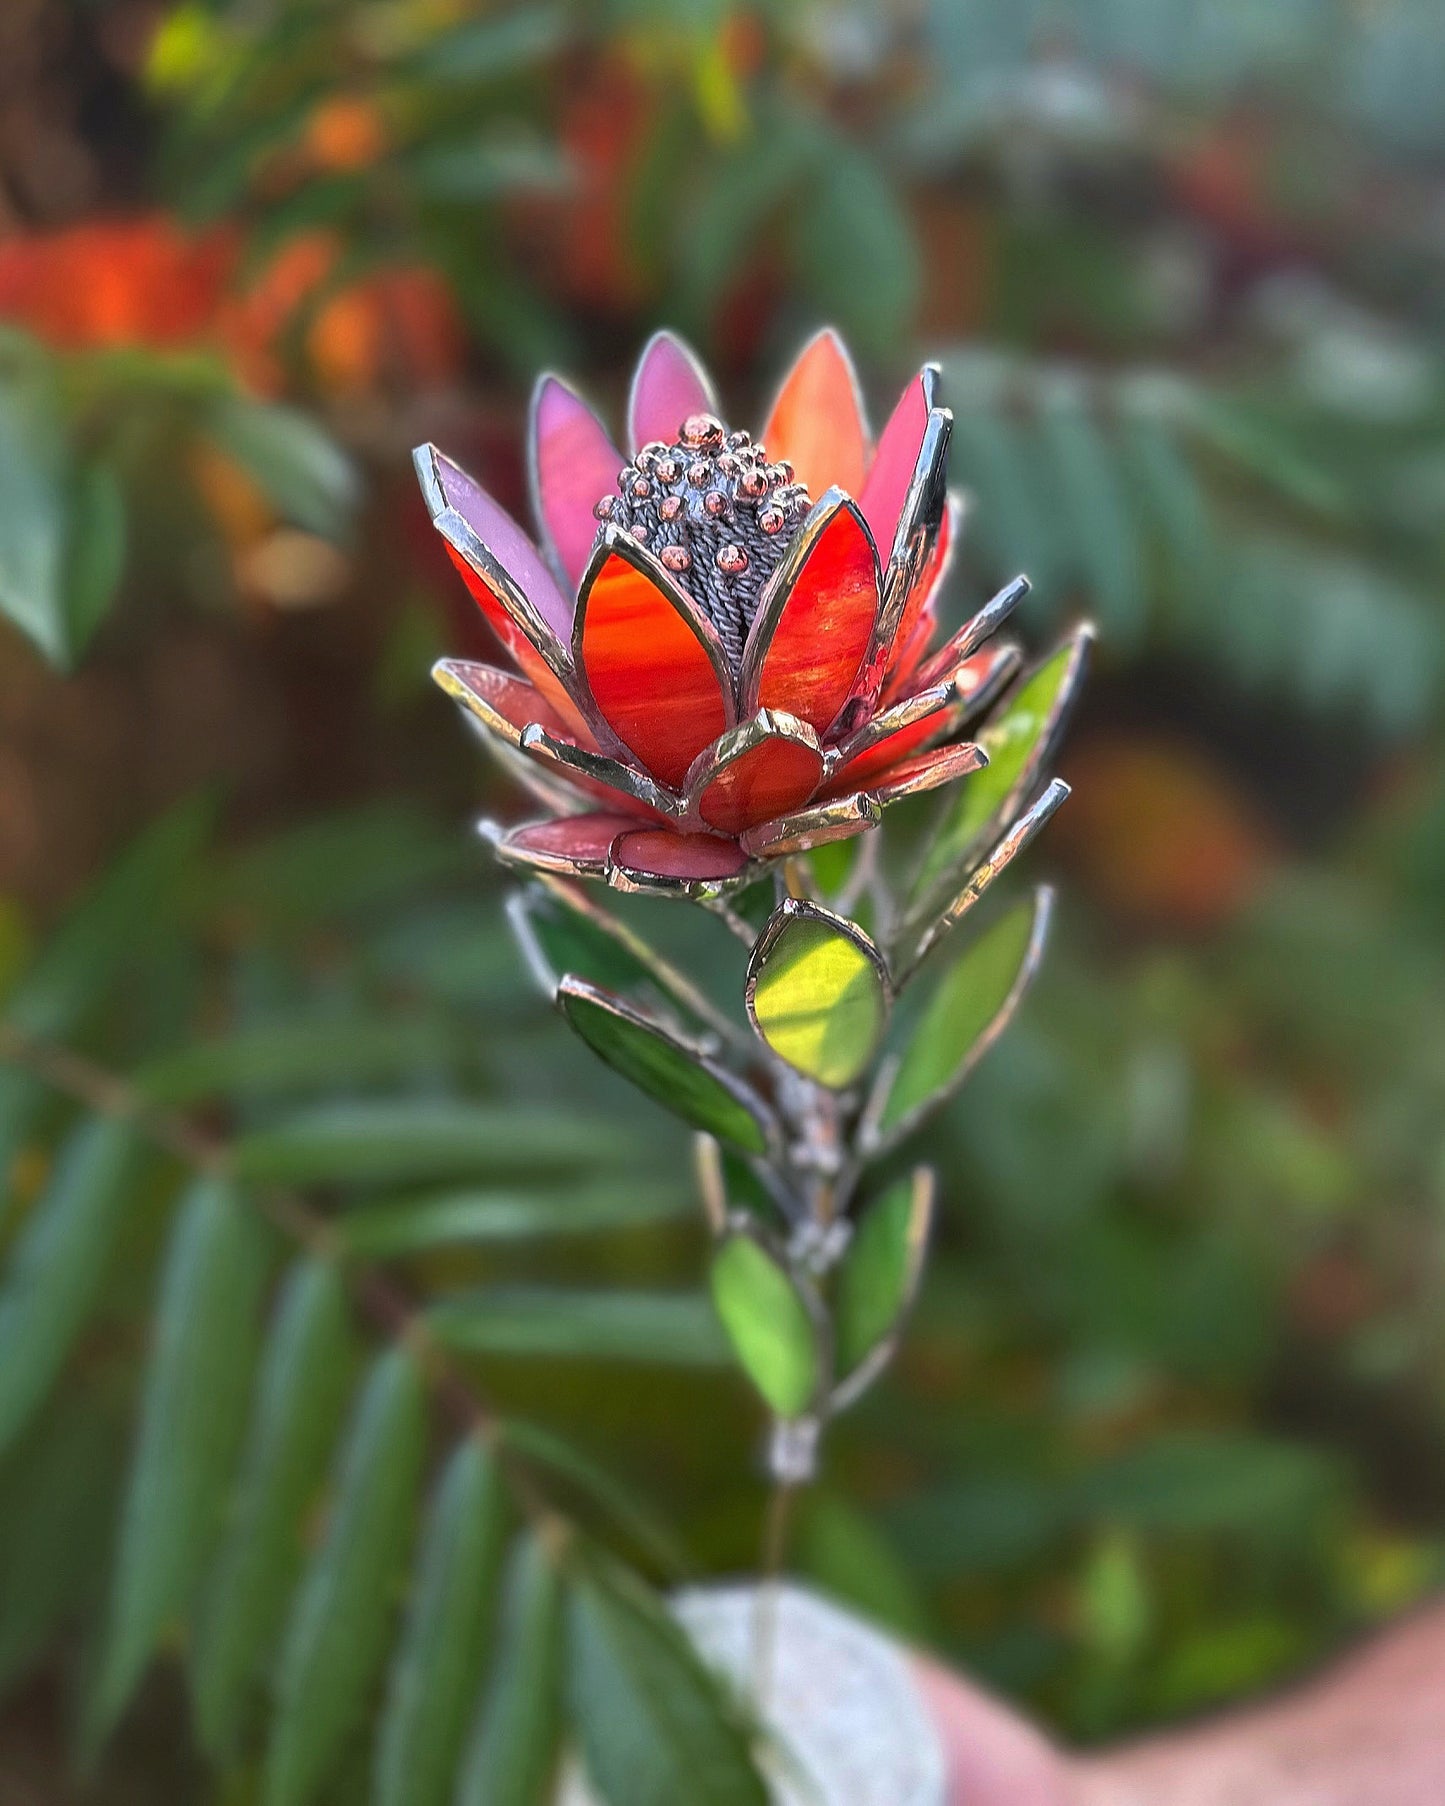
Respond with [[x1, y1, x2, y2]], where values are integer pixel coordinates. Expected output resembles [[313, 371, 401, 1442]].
[[751, 1468, 798, 1713]]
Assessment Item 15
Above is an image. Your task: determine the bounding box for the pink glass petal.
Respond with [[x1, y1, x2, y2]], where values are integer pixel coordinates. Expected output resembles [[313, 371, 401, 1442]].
[[696, 736, 824, 836], [434, 659, 578, 744], [610, 828, 750, 884], [530, 376, 623, 588], [748, 497, 879, 736], [859, 373, 930, 567], [427, 447, 572, 641], [627, 330, 716, 451], [760, 328, 868, 501], [502, 812, 650, 876], [577, 542, 732, 790]]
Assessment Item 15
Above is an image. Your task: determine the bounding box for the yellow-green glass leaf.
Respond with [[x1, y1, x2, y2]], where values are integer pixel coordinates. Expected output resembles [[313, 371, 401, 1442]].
[[909, 630, 1088, 915], [748, 910, 886, 1088], [874, 895, 1045, 1145], [558, 979, 769, 1154], [709, 1236, 818, 1418], [835, 1174, 930, 1378]]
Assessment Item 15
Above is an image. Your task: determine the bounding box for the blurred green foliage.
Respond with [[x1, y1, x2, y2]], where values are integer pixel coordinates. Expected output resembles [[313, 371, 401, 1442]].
[[2, 0, 1445, 1797]]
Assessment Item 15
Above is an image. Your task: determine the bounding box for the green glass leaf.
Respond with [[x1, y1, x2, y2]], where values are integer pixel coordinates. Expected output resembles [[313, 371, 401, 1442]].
[[867, 892, 1051, 1151], [0, 1119, 142, 1458], [264, 1348, 428, 1806], [834, 1171, 934, 1385], [566, 1550, 768, 1806], [192, 1259, 354, 1760], [456, 1533, 564, 1806], [86, 1179, 269, 1753], [907, 629, 1090, 921], [508, 879, 722, 1034], [557, 977, 774, 1155], [374, 1440, 508, 1806], [709, 1234, 820, 1419], [428, 1289, 727, 1367], [746, 902, 888, 1089]]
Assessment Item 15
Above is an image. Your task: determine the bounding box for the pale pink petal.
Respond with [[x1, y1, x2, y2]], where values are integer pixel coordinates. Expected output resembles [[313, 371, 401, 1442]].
[[627, 330, 717, 452], [859, 372, 931, 567], [530, 375, 623, 589]]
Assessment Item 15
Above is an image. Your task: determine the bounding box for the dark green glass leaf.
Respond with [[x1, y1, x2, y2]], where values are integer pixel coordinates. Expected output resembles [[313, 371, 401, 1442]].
[[428, 1289, 727, 1366], [557, 977, 773, 1155], [192, 1259, 354, 1760], [834, 1172, 934, 1385], [566, 1550, 767, 1806], [509, 879, 719, 1032], [264, 1349, 428, 1806], [907, 629, 1090, 920], [456, 1533, 564, 1806], [746, 902, 887, 1088], [0, 1119, 142, 1458], [867, 892, 1051, 1151], [86, 1179, 268, 1753], [709, 1234, 819, 1419], [374, 1440, 508, 1806]]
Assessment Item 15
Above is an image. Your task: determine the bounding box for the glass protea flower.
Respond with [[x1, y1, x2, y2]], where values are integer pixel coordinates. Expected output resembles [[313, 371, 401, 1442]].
[[420, 329, 1026, 896]]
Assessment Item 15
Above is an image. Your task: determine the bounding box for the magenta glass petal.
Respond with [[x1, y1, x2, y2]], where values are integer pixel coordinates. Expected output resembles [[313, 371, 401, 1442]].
[[858, 374, 930, 567], [627, 331, 716, 452], [431, 449, 573, 642], [531, 376, 623, 589]]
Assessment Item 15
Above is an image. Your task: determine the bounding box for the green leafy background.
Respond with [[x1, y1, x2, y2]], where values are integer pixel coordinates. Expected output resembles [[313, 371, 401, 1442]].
[[2, 0, 1445, 1798]]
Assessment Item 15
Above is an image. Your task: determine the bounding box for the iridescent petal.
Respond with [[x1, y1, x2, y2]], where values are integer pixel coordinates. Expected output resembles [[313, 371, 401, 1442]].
[[759, 328, 869, 501], [627, 330, 717, 452], [740, 490, 879, 737], [575, 528, 734, 790], [529, 374, 623, 588], [685, 712, 825, 836], [858, 369, 933, 566]]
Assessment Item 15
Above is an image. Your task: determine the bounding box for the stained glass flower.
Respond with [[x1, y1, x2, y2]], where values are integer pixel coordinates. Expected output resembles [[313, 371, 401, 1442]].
[[421, 328, 1025, 896]]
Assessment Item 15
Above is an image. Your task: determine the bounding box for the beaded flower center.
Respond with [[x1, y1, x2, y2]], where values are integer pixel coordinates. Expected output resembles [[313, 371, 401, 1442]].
[[592, 412, 812, 665]]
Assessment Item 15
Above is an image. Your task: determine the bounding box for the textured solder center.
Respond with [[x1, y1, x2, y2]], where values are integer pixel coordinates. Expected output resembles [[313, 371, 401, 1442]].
[[592, 412, 811, 665]]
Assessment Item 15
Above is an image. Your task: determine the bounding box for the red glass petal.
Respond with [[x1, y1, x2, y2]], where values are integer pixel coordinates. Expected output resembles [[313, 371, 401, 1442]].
[[760, 328, 868, 502], [829, 699, 957, 789], [443, 544, 591, 737], [610, 828, 750, 884], [859, 374, 930, 565], [502, 812, 649, 876], [746, 496, 879, 737], [866, 740, 987, 804], [696, 735, 824, 835], [627, 331, 715, 451], [531, 375, 622, 588], [577, 542, 732, 790]]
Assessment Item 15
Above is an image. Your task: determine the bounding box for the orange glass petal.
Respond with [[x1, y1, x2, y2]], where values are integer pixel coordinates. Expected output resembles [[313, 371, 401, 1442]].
[[696, 737, 824, 835], [761, 329, 868, 501], [579, 551, 730, 789], [756, 506, 878, 736]]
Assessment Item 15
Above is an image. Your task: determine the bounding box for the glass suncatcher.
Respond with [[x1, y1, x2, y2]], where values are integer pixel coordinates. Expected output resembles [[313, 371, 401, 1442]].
[[421, 327, 1087, 1706]]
